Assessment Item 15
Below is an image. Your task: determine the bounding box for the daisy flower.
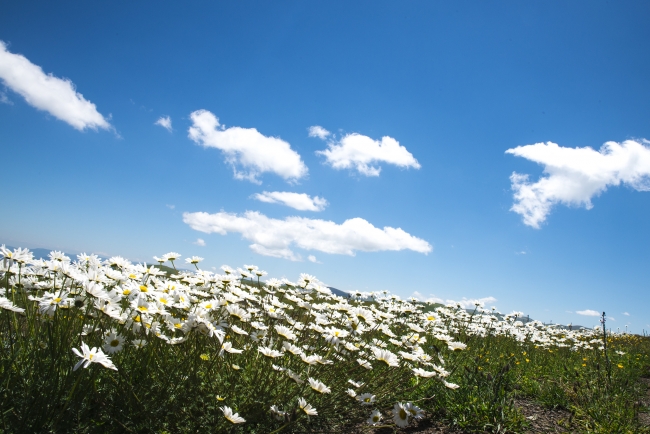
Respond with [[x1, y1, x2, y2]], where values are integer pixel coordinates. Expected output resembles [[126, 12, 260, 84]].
[[357, 393, 376, 405], [72, 342, 118, 371], [405, 402, 425, 419], [102, 331, 126, 354], [367, 409, 382, 425], [298, 398, 317, 416], [412, 368, 437, 378], [357, 358, 373, 370], [447, 341, 467, 351], [258, 346, 283, 358], [219, 342, 243, 356], [308, 377, 331, 394], [220, 406, 245, 424], [392, 402, 410, 428], [372, 348, 399, 367]]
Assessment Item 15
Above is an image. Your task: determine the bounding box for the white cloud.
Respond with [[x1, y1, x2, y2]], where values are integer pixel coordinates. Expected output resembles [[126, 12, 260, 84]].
[[507, 140, 650, 228], [445, 296, 497, 309], [155, 116, 172, 132], [188, 110, 308, 183], [0, 41, 111, 131], [576, 309, 601, 316], [193, 238, 206, 246], [166, 204, 175, 210], [307, 255, 320, 263], [308, 125, 330, 139], [183, 210, 432, 261], [411, 291, 444, 304], [253, 191, 328, 212], [316, 132, 420, 176], [0, 91, 12, 105], [623, 312, 630, 316]]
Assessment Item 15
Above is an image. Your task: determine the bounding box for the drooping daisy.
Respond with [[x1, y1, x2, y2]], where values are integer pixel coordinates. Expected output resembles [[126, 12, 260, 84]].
[[230, 324, 249, 335], [308, 377, 331, 394], [412, 368, 437, 378], [258, 346, 283, 358], [348, 379, 364, 388], [219, 342, 243, 356], [372, 348, 399, 367], [220, 406, 245, 424], [447, 341, 467, 351], [282, 341, 303, 355], [443, 380, 460, 389], [274, 324, 296, 341], [298, 398, 318, 416], [357, 358, 373, 370]]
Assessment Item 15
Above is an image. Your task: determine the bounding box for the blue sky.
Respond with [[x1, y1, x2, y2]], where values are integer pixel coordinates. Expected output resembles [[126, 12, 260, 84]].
[[1, 1, 649, 332]]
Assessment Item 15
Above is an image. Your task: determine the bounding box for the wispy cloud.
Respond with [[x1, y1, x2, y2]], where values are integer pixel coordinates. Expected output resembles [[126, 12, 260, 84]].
[[193, 238, 206, 246], [252, 191, 328, 212], [166, 204, 175, 210], [307, 255, 321, 263], [188, 110, 308, 184], [576, 309, 601, 317], [155, 115, 172, 132], [183, 210, 432, 261], [0, 41, 111, 131], [314, 130, 420, 177], [623, 312, 630, 316], [0, 91, 12, 105], [507, 140, 650, 228]]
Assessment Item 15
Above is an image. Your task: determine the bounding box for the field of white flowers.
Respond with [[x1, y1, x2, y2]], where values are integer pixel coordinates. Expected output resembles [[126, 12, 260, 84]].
[[1, 246, 647, 433]]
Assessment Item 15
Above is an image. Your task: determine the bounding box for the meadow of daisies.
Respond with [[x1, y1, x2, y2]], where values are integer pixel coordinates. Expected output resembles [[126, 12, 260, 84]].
[[0, 246, 648, 433]]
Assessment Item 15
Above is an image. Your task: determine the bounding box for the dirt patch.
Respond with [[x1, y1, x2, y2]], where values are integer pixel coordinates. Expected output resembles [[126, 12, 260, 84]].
[[640, 377, 650, 427], [514, 399, 576, 433], [344, 399, 577, 433]]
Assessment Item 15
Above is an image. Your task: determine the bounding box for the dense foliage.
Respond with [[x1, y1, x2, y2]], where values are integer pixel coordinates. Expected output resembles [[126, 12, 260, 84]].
[[1, 246, 648, 433]]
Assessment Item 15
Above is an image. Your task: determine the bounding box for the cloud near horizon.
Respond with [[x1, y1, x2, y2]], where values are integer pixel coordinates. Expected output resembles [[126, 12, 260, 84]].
[[0, 41, 111, 131], [507, 140, 650, 228], [314, 129, 420, 176], [576, 309, 601, 316], [252, 191, 328, 211], [188, 110, 308, 184], [412, 292, 497, 309], [183, 210, 432, 261]]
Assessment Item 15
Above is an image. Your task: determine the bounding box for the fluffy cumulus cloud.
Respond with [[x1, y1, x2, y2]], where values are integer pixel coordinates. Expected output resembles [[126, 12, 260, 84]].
[[252, 191, 328, 211], [188, 110, 308, 183], [0, 41, 110, 131], [193, 238, 206, 246], [507, 140, 650, 228], [307, 255, 320, 263], [576, 309, 601, 317], [155, 116, 172, 132], [314, 130, 420, 176], [183, 210, 432, 261], [308, 125, 331, 139], [411, 292, 497, 309]]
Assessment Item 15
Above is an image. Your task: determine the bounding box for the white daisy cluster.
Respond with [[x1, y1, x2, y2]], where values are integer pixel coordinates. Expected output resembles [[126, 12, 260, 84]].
[[0, 245, 600, 429]]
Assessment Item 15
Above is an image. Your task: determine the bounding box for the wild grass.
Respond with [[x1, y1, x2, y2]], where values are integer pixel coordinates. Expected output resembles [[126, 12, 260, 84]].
[[0, 247, 648, 433]]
